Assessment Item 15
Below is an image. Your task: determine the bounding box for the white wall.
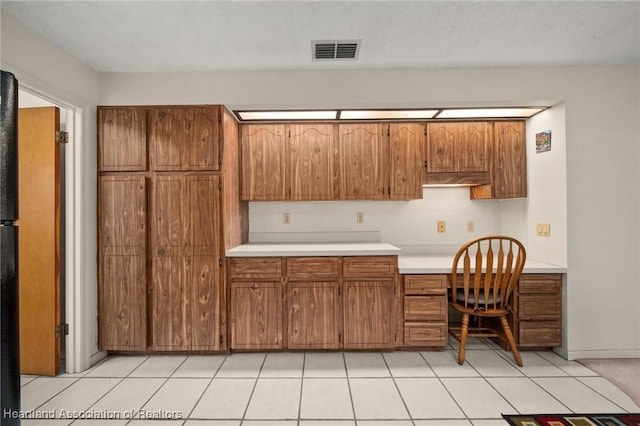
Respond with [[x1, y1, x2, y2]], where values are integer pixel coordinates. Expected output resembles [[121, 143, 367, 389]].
[[99, 67, 640, 359], [1, 12, 100, 372]]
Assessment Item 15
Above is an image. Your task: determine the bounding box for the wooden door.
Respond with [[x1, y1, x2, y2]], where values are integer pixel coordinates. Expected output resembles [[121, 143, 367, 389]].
[[150, 173, 222, 350], [425, 123, 456, 173], [343, 281, 395, 349], [494, 121, 527, 198], [389, 123, 424, 200], [288, 124, 338, 200], [288, 281, 341, 349], [150, 109, 187, 170], [184, 107, 220, 171], [230, 281, 283, 349], [98, 175, 147, 351], [339, 123, 388, 199], [458, 122, 489, 172], [18, 107, 60, 375], [98, 107, 147, 171], [241, 124, 286, 200]]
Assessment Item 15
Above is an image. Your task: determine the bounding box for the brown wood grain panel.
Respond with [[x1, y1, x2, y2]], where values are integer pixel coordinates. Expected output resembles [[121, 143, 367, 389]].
[[404, 296, 447, 321], [151, 254, 189, 349], [185, 107, 220, 171], [389, 123, 424, 200], [343, 281, 395, 348], [343, 256, 397, 278], [98, 175, 147, 351], [339, 123, 389, 199], [426, 123, 456, 173], [288, 124, 337, 200], [518, 274, 562, 293], [151, 109, 186, 170], [98, 107, 147, 171], [286, 257, 340, 279], [241, 124, 286, 200], [494, 121, 527, 198], [517, 321, 562, 347], [517, 294, 561, 321], [288, 281, 341, 349], [403, 323, 447, 347], [458, 122, 489, 172], [229, 257, 283, 279], [231, 282, 283, 349], [404, 275, 447, 295]]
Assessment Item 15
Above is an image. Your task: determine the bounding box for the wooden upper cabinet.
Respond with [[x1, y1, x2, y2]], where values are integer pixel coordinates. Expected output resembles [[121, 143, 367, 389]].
[[471, 121, 527, 199], [339, 123, 389, 200], [241, 124, 286, 200], [389, 123, 424, 200], [426, 122, 488, 173], [98, 175, 147, 350], [150, 107, 220, 171], [98, 108, 147, 171], [288, 124, 338, 200], [150, 173, 222, 350]]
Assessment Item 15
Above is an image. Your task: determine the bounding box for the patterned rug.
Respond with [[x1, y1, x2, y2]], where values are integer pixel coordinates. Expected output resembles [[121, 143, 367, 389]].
[[502, 413, 640, 425]]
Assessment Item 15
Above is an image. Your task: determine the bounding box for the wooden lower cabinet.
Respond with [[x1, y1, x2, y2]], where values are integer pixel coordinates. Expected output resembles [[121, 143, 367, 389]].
[[229, 256, 397, 351], [401, 275, 448, 348], [512, 274, 562, 348], [230, 281, 283, 350]]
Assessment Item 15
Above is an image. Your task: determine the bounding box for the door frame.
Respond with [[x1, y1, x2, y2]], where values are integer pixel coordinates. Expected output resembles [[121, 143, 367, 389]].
[[18, 84, 103, 373]]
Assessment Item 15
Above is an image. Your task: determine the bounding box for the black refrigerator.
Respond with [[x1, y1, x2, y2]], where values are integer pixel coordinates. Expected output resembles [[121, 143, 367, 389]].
[[1, 69, 21, 425]]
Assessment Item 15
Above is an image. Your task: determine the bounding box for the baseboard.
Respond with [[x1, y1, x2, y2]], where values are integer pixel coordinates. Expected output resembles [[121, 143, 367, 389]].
[[90, 350, 108, 367], [567, 348, 640, 360]]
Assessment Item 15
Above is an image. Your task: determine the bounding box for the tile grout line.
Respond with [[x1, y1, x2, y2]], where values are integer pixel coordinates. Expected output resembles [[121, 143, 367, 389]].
[[343, 352, 359, 426], [239, 353, 268, 425], [184, 354, 228, 420], [380, 353, 416, 426]]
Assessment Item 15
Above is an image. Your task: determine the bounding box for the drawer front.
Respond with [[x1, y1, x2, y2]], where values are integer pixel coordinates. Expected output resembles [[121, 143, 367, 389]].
[[403, 323, 447, 347], [519, 274, 562, 294], [404, 275, 447, 295], [518, 294, 561, 320], [343, 256, 397, 278], [404, 296, 447, 321], [518, 321, 562, 347], [229, 257, 283, 279], [286, 257, 340, 279]]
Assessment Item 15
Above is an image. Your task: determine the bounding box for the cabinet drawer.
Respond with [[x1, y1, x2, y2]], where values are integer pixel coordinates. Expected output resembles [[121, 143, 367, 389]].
[[404, 296, 447, 321], [286, 257, 340, 279], [343, 256, 396, 278], [518, 294, 561, 320], [229, 257, 283, 279], [517, 321, 562, 347], [403, 323, 447, 347], [519, 274, 562, 293], [404, 275, 447, 295]]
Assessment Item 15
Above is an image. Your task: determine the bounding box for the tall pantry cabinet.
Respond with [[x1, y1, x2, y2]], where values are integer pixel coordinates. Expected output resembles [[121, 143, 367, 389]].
[[98, 105, 247, 352]]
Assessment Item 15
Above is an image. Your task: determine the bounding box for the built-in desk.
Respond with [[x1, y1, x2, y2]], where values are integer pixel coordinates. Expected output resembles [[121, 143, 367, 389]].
[[397, 255, 566, 350]]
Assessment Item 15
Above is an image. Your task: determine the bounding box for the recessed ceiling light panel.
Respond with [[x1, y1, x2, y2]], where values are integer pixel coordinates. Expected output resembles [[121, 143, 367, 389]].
[[237, 110, 337, 121], [436, 107, 545, 119], [340, 109, 439, 120]]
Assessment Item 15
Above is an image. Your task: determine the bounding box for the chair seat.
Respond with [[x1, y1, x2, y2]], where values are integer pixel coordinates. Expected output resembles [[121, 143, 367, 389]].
[[456, 289, 501, 306]]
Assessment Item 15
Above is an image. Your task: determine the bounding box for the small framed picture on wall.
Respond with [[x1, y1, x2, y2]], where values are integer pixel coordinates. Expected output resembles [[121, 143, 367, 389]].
[[536, 130, 551, 153]]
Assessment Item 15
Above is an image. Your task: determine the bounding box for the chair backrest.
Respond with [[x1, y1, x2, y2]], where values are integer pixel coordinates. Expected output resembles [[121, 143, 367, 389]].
[[451, 236, 526, 311]]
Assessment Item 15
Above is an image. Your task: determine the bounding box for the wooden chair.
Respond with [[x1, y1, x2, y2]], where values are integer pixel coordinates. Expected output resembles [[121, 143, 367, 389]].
[[448, 236, 526, 367]]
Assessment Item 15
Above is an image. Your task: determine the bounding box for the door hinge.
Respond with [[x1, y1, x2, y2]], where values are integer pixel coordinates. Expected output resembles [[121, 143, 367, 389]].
[[219, 334, 224, 344], [218, 155, 222, 166], [217, 111, 222, 123], [219, 258, 223, 267], [338, 333, 342, 343], [218, 181, 223, 190], [55, 323, 69, 338], [55, 131, 69, 144]]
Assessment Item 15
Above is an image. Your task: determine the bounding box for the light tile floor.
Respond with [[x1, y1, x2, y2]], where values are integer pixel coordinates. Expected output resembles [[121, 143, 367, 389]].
[[18, 338, 640, 426]]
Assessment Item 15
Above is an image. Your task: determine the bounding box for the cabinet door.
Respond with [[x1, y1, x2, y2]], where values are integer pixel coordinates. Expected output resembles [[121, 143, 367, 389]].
[[389, 123, 424, 200], [241, 124, 286, 200], [339, 123, 389, 199], [425, 123, 456, 173], [458, 122, 488, 172], [98, 108, 147, 171], [288, 281, 341, 349], [494, 121, 527, 198], [98, 175, 147, 350], [288, 124, 338, 200], [231, 281, 283, 349], [150, 107, 220, 171], [343, 281, 395, 348], [151, 174, 221, 350]]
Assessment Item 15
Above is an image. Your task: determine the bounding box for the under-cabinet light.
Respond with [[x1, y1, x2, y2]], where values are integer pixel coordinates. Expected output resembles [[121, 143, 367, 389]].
[[339, 109, 439, 120], [436, 107, 545, 119], [236, 110, 337, 121]]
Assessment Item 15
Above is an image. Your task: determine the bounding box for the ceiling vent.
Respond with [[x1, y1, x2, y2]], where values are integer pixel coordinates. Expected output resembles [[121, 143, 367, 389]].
[[312, 40, 360, 60]]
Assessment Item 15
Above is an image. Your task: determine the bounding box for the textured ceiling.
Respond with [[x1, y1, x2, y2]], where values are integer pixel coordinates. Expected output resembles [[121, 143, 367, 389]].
[[2, 1, 639, 72]]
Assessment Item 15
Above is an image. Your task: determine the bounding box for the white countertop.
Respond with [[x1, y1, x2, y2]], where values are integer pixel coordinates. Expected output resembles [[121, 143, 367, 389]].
[[225, 242, 403, 257], [398, 254, 566, 274]]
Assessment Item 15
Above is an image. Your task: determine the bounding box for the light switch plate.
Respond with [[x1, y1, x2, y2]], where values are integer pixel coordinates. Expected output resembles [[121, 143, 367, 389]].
[[356, 212, 365, 224], [283, 213, 291, 224], [536, 223, 550, 236]]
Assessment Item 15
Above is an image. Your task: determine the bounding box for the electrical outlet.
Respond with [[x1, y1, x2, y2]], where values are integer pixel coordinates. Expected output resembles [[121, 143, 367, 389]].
[[283, 213, 291, 224], [467, 221, 475, 232], [356, 212, 365, 224], [536, 223, 550, 237], [437, 220, 446, 233]]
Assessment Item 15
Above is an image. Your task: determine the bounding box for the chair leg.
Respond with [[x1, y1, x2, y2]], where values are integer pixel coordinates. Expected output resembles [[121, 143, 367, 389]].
[[499, 316, 523, 367], [458, 313, 470, 365]]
